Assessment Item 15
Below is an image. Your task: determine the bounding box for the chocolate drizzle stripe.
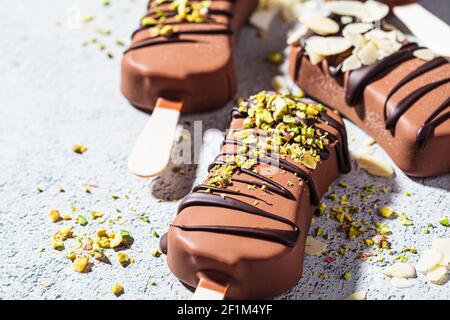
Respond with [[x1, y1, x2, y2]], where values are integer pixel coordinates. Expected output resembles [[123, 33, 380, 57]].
[[218, 151, 320, 205], [193, 184, 273, 206], [417, 97, 450, 149], [293, 49, 303, 82], [171, 224, 298, 247], [176, 192, 299, 247], [131, 21, 228, 39], [319, 113, 351, 173], [346, 44, 420, 105], [223, 136, 329, 160], [146, 8, 234, 19], [385, 77, 450, 130], [383, 57, 449, 120], [133, 28, 233, 45], [208, 160, 296, 200], [124, 38, 197, 54]]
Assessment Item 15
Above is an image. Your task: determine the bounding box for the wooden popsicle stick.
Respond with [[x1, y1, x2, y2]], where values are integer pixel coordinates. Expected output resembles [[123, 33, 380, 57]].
[[128, 98, 183, 177], [393, 3, 450, 57], [192, 278, 229, 300]]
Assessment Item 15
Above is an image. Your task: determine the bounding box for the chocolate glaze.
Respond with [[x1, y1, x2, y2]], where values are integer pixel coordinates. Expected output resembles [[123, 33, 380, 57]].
[[346, 43, 420, 105], [383, 57, 448, 120], [166, 97, 350, 299], [121, 0, 258, 113], [417, 97, 450, 149], [386, 77, 450, 131], [174, 192, 300, 247], [208, 160, 296, 200]]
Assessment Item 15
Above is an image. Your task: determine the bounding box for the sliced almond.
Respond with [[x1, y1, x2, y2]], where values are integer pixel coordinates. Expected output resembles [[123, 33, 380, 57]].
[[426, 265, 448, 285], [340, 16, 354, 25], [390, 277, 414, 289], [305, 236, 327, 256], [413, 49, 436, 61], [305, 36, 352, 57], [353, 152, 394, 177], [439, 254, 450, 266], [271, 75, 290, 95], [344, 291, 367, 300], [358, 1, 389, 23], [342, 54, 362, 72], [432, 238, 450, 256], [343, 23, 373, 41], [305, 44, 325, 65], [416, 249, 443, 274], [287, 25, 308, 45], [357, 41, 378, 65], [326, 1, 364, 17], [395, 30, 406, 42], [249, 6, 280, 32], [302, 15, 339, 36], [383, 262, 417, 279]]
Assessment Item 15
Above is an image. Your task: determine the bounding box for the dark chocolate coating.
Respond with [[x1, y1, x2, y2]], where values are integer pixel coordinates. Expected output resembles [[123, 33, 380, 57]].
[[121, 0, 258, 113], [165, 98, 350, 299]]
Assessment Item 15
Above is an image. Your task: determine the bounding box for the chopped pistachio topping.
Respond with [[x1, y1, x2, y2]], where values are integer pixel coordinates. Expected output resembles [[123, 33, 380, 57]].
[[73, 144, 87, 154], [342, 272, 351, 281], [439, 217, 450, 227], [72, 256, 89, 272], [75, 215, 88, 226], [112, 283, 124, 297], [117, 252, 131, 266], [379, 207, 397, 219], [398, 214, 413, 226], [151, 249, 162, 258], [205, 92, 329, 188], [48, 210, 61, 223], [266, 52, 284, 65]]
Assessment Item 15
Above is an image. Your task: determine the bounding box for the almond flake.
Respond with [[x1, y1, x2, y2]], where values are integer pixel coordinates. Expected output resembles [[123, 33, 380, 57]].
[[353, 152, 394, 177], [413, 49, 436, 61], [303, 15, 339, 36], [305, 36, 352, 57]]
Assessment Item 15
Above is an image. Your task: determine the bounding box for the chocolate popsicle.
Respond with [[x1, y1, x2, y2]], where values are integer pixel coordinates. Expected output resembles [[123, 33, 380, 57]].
[[121, 0, 258, 113], [288, 0, 450, 177], [122, 0, 258, 177], [162, 91, 350, 299]]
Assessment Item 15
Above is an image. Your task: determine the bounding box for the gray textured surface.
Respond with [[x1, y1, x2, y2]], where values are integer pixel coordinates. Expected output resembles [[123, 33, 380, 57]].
[[0, 0, 449, 300]]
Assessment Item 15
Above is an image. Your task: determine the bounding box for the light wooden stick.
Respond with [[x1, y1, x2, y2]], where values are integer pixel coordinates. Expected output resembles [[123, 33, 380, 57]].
[[128, 98, 183, 177], [393, 3, 450, 56], [192, 278, 229, 300]]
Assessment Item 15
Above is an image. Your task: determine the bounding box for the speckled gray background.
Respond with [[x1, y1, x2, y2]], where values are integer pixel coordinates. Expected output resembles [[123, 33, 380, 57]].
[[0, 0, 449, 300]]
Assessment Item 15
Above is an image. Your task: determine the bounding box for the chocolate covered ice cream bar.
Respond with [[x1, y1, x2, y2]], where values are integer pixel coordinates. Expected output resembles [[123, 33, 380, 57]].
[[121, 0, 258, 113], [162, 91, 350, 299], [288, 0, 450, 177]]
